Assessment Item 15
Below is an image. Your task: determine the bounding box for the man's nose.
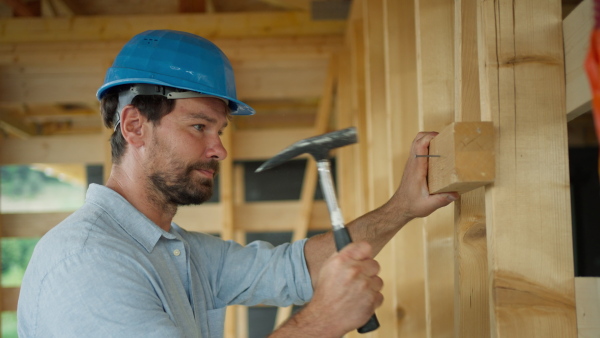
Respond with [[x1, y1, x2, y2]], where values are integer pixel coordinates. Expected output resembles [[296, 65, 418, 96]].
[[207, 135, 227, 160]]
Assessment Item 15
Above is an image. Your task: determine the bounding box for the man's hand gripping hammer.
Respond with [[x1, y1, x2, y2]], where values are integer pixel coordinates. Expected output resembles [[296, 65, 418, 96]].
[[255, 127, 380, 334]]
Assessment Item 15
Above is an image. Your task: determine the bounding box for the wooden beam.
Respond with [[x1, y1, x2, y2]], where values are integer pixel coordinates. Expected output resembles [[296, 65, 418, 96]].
[[1, 201, 331, 237], [0, 36, 341, 104], [0, 134, 104, 165], [427, 122, 495, 194], [1, 212, 72, 237], [0, 106, 36, 138], [2, 287, 19, 312], [575, 277, 600, 337], [179, 0, 206, 13], [169, 202, 333, 233], [258, 0, 309, 11], [0, 128, 320, 165], [231, 128, 315, 161], [564, 0, 593, 121], [0, 12, 346, 43], [478, 0, 577, 336]]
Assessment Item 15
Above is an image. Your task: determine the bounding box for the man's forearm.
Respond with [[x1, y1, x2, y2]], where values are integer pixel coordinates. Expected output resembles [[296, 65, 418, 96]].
[[303, 201, 413, 288]]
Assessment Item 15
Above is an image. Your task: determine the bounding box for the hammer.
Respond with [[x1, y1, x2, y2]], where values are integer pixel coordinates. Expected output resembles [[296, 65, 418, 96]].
[[255, 127, 380, 334]]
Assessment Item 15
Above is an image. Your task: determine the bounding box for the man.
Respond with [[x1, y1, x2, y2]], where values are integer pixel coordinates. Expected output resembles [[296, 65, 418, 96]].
[[18, 30, 457, 337]]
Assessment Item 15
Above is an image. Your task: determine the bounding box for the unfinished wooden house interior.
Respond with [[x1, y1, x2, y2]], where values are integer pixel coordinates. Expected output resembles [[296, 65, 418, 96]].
[[0, 0, 599, 337]]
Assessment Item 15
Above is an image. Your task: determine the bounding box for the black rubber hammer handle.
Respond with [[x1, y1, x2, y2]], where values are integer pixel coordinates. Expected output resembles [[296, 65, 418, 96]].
[[333, 227, 380, 334]]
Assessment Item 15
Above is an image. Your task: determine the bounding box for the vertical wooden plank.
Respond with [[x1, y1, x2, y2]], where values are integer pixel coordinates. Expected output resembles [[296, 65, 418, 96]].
[[477, 0, 577, 337], [362, 0, 397, 336], [415, 0, 455, 336], [453, 0, 489, 336], [454, 187, 489, 337], [349, 3, 369, 219], [233, 163, 249, 338], [219, 127, 236, 338], [383, 0, 427, 336], [336, 47, 358, 217]]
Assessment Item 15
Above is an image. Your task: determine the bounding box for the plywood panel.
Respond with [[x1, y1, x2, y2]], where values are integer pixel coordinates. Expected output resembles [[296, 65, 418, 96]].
[[478, 0, 577, 336]]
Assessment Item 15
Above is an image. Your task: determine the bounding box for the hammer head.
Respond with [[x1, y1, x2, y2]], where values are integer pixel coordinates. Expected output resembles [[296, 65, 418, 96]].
[[255, 127, 358, 173]]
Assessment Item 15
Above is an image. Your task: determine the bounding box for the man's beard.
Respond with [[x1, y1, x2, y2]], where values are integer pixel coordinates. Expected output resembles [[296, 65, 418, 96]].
[[148, 160, 219, 206]]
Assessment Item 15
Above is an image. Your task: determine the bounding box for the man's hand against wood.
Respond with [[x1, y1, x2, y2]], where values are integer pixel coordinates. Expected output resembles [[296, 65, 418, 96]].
[[385, 131, 459, 222], [270, 242, 383, 338]]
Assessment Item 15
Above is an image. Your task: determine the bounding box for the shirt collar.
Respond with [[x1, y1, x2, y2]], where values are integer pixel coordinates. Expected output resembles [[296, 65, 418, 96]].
[[85, 184, 177, 252]]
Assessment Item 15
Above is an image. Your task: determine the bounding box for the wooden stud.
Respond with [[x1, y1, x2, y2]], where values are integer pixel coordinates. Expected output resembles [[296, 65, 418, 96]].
[[233, 163, 249, 338], [220, 127, 237, 338], [453, 0, 490, 336], [453, 187, 489, 338], [415, 0, 456, 335], [362, 0, 397, 336], [427, 122, 495, 194], [478, 0, 577, 336], [383, 0, 428, 336]]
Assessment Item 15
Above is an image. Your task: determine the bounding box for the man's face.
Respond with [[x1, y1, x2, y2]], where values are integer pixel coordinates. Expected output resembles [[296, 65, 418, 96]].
[[143, 97, 229, 206]]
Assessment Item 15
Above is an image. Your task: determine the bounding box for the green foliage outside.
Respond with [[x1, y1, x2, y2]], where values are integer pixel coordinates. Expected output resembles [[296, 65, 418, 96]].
[[1, 165, 85, 213], [2, 238, 39, 287], [1, 165, 86, 336], [1, 312, 17, 338]]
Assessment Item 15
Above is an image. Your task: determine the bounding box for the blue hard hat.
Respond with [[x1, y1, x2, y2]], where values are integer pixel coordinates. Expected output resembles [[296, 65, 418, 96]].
[[96, 30, 255, 116]]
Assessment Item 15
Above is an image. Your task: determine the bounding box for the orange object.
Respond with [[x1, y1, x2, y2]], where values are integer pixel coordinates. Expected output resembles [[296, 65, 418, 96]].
[[584, 0, 600, 174]]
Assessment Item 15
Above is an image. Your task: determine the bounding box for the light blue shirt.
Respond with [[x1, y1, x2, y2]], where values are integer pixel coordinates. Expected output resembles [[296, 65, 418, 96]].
[[18, 184, 313, 338]]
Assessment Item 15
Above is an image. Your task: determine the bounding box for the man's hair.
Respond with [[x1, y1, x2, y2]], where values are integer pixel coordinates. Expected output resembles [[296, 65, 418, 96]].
[[100, 85, 176, 164]]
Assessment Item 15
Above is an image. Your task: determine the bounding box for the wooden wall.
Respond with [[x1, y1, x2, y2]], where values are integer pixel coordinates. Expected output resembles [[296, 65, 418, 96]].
[[1, 0, 599, 337], [335, 0, 593, 337]]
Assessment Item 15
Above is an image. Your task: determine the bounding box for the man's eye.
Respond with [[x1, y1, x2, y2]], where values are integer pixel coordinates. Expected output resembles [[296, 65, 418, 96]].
[[193, 124, 205, 131]]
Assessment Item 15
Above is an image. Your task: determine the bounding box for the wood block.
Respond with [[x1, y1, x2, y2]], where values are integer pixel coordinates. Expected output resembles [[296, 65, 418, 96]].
[[427, 122, 495, 194]]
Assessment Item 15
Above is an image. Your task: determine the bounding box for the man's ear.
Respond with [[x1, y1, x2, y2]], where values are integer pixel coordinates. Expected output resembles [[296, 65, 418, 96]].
[[119, 105, 148, 148]]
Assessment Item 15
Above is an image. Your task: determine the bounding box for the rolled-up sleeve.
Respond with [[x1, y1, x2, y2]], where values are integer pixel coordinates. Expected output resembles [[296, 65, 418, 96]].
[[188, 233, 314, 308]]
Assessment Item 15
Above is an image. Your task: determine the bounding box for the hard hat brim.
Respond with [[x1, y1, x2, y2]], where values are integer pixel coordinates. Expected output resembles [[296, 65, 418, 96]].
[[97, 78, 255, 116]]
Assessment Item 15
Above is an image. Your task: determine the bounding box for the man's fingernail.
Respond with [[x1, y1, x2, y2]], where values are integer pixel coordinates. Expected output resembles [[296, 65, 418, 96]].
[[446, 194, 457, 201]]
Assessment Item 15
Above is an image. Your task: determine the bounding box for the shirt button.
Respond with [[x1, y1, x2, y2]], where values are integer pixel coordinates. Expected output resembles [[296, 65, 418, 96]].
[[173, 249, 181, 256]]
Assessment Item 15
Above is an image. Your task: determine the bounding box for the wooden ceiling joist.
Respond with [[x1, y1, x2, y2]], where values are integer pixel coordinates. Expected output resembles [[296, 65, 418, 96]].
[[0, 11, 345, 43]]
